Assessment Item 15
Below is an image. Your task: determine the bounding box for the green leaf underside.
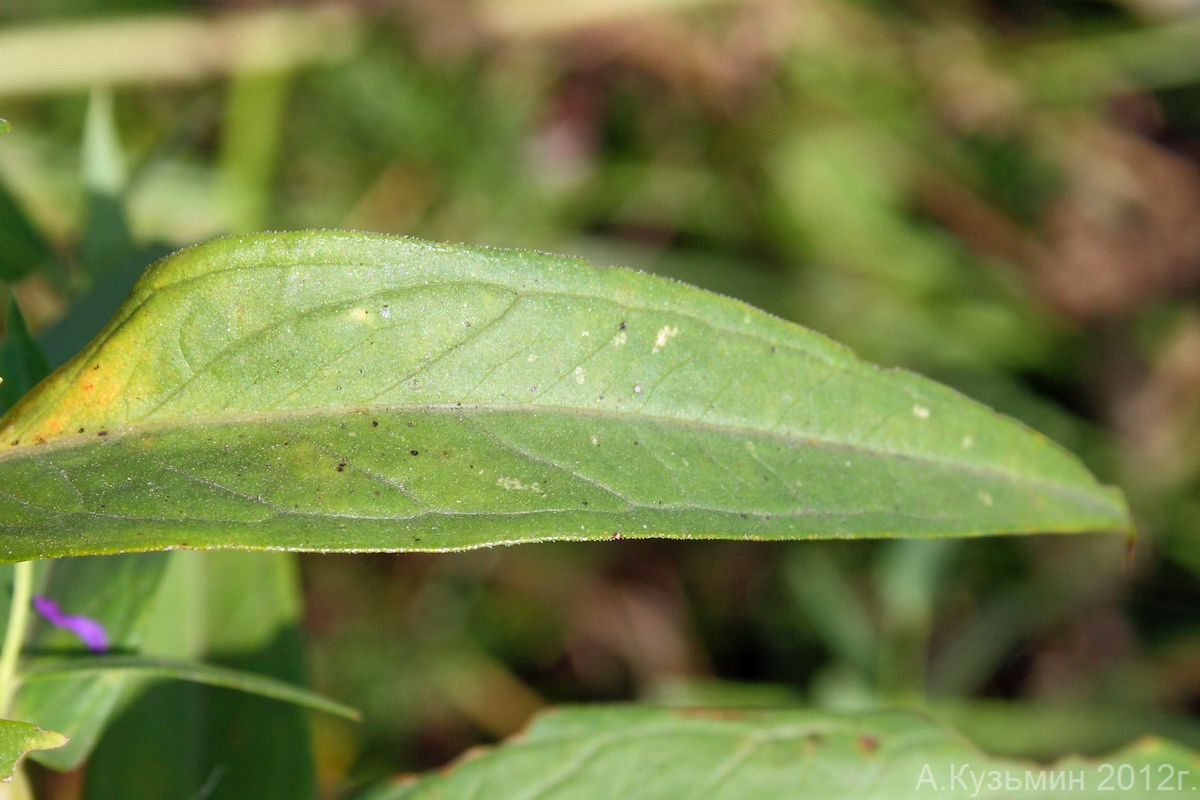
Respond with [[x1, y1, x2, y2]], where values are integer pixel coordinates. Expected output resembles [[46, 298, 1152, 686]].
[[0, 719, 66, 781], [0, 232, 1127, 561], [362, 707, 1200, 800], [21, 655, 359, 721]]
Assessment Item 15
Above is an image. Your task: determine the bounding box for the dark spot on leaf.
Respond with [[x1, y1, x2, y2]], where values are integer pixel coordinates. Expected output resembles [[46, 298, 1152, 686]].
[[336, 463, 346, 472], [78, 428, 85, 434], [464, 321, 471, 327], [530, 386, 537, 392], [407, 422, 414, 428], [581, 499, 589, 506], [410, 450, 420, 456], [619, 321, 627, 330], [374, 491, 380, 496], [99, 504, 107, 509], [371, 420, 379, 427], [92, 364, 100, 370], [97, 431, 108, 437], [633, 440, 640, 446], [770, 345, 777, 353], [857, 735, 878, 754], [9, 441, 17, 446], [740, 513, 749, 520]]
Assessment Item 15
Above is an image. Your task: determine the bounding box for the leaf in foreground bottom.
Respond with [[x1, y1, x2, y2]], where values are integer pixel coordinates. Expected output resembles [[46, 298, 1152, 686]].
[[357, 706, 1200, 800], [0, 719, 66, 780], [0, 231, 1128, 561]]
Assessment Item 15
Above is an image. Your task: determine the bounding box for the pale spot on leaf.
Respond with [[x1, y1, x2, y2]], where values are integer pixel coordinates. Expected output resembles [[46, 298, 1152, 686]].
[[497, 477, 545, 495], [652, 325, 679, 354]]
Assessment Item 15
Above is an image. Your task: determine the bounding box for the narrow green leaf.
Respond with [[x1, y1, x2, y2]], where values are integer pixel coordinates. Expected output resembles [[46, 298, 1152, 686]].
[[0, 293, 50, 415], [83, 551, 318, 799], [15, 553, 171, 771], [20, 655, 359, 721], [0, 231, 1129, 561], [357, 706, 1200, 800], [0, 179, 60, 284], [0, 120, 9, 136], [79, 88, 136, 278], [0, 718, 66, 781]]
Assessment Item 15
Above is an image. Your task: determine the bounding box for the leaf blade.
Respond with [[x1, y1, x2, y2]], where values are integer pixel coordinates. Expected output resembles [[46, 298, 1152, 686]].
[[0, 231, 1129, 560], [0, 718, 66, 782], [354, 706, 1200, 800], [21, 655, 359, 721]]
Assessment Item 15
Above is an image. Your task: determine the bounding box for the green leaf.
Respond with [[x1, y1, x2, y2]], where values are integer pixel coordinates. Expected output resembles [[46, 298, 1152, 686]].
[[0, 293, 50, 416], [357, 706, 1200, 800], [21, 655, 358, 721], [15, 553, 171, 771], [0, 120, 9, 136], [0, 718, 66, 781], [0, 231, 1129, 561], [79, 88, 136, 278], [82, 551, 320, 799], [0, 179, 58, 284]]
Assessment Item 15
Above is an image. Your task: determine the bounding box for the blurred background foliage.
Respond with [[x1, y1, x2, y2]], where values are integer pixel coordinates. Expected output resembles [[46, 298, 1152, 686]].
[[1, 0, 1199, 797]]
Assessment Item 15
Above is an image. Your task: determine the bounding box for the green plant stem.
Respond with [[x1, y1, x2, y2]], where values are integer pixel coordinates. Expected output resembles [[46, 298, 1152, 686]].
[[0, 561, 34, 715]]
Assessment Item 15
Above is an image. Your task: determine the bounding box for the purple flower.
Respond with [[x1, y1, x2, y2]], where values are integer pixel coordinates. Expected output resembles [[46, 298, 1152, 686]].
[[32, 596, 108, 653]]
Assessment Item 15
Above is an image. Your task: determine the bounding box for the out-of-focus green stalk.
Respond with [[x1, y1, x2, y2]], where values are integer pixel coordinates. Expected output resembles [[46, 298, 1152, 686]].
[[0, 561, 34, 716]]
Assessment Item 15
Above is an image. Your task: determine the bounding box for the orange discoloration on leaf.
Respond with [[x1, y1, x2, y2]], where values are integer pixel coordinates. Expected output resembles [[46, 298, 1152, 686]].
[[3, 358, 128, 447]]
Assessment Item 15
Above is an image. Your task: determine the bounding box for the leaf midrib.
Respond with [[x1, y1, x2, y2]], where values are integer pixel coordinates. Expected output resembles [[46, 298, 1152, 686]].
[[0, 401, 1122, 515]]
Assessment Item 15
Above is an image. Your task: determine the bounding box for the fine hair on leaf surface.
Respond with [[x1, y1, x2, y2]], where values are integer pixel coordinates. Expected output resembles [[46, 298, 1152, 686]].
[[0, 231, 1129, 563]]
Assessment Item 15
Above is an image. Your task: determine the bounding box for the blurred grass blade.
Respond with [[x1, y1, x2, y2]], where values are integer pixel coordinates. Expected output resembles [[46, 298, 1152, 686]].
[[0, 719, 66, 781], [0, 231, 1129, 562], [357, 706, 1200, 800], [0, 293, 50, 415], [79, 88, 135, 277], [21, 656, 359, 721]]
